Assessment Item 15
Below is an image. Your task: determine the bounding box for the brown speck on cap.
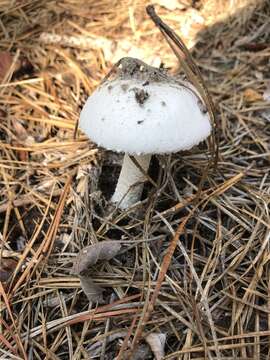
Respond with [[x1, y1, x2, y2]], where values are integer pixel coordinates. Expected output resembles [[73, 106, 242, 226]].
[[134, 88, 149, 105], [121, 83, 129, 92]]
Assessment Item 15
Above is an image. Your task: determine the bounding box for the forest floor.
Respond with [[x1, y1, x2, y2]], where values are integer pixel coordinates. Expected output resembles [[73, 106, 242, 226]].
[[1, 0, 270, 359]]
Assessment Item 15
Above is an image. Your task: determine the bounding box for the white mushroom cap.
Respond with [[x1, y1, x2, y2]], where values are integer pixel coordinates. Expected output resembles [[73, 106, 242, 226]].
[[79, 78, 211, 155]]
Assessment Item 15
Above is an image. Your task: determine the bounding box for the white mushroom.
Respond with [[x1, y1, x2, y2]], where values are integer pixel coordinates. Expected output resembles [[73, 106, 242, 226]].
[[79, 58, 211, 209]]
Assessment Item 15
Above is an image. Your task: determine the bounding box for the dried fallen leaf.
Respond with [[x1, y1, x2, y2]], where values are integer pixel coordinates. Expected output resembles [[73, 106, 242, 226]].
[[79, 276, 104, 303], [0, 51, 12, 81], [71, 240, 122, 275], [72, 241, 122, 303], [145, 333, 166, 360], [243, 88, 263, 102], [12, 119, 28, 141], [11, 119, 35, 161]]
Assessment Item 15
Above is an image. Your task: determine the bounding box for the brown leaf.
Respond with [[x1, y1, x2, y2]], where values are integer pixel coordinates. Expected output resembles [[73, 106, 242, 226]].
[[79, 276, 104, 303], [11, 119, 34, 161], [17, 148, 28, 162], [0, 258, 17, 282], [72, 241, 122, 303], [0, 51, 13, 81], [12, 119, 28, 141], [71, 240, 122, 275], [243, 88, 263, 102]]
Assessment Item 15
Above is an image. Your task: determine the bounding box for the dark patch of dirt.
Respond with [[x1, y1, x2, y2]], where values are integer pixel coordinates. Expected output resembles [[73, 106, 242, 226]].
[[98, 164, 121, 200]]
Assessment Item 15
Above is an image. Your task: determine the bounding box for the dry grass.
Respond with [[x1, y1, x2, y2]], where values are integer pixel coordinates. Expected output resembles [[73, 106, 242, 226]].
[[1, 0, 270, 359]]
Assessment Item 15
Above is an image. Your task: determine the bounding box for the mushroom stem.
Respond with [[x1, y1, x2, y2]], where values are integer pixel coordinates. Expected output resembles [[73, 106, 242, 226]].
[[111, 153, 151, 209]]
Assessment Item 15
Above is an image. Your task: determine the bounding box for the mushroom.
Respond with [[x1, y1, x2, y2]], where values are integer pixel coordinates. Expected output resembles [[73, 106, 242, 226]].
[[79, 57, 211, 209]]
